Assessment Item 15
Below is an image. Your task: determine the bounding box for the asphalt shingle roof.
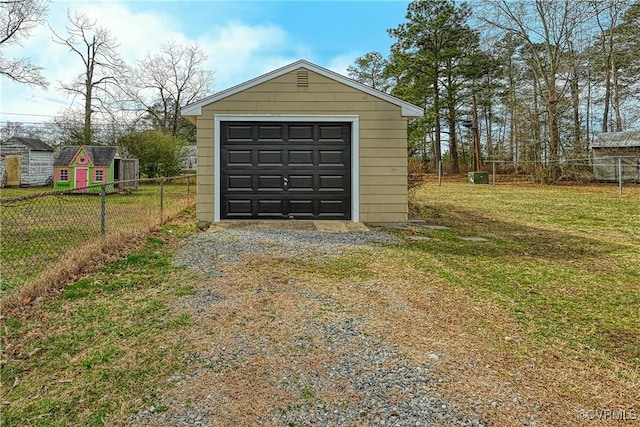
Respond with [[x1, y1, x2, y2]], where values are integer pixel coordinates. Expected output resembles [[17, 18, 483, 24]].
[[54, 145, 118, 167], [5, 137, 53, 151], [592, 131, 640, 148]]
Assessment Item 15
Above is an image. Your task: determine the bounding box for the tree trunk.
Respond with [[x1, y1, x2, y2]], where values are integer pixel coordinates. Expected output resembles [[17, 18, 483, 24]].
[[84, 79, 92, 145], [484, 99, 493, 160], [546, 78, 561, 183], [530, 77, 542, 173], [508, 57, 517, 164], [586, 68, 591, 149], [84, 39, 95, 146], [612, 61, 623, 132], [569, 41, 581, 156], [448, 107, 460, 174], [433, 79, 442, 174], [602, 46, 612, 132], [472, 94, 482, 171]]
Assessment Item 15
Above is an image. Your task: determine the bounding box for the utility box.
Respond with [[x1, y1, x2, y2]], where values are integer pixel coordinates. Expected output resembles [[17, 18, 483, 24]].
[[468, 171, 489, 184]]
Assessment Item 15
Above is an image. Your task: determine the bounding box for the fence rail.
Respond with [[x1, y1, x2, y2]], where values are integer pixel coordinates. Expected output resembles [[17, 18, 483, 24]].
[[0, 175, 195, 293]]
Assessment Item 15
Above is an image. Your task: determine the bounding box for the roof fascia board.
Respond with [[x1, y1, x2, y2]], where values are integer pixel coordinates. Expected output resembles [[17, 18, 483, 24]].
[[181, 60, 424, 118]]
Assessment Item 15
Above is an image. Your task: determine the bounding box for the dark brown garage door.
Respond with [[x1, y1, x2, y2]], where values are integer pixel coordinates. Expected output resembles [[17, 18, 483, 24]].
[[221, 121, 351, 219]]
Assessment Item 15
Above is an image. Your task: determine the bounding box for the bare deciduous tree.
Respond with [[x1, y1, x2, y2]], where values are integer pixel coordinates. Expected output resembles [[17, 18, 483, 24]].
[[51, 10, 127, 145], [129, 41, 214, 137], [0, 0, 48, 87], [592, 0, 632, 133], [0, 120, 43, 140], [483, 0, 590, 182]]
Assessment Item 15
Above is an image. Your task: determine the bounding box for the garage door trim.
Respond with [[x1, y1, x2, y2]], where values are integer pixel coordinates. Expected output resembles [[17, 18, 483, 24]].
[[213, 115, 360, 222]]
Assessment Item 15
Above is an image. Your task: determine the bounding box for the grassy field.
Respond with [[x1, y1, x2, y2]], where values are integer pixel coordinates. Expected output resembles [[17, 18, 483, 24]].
[[408, 181, 640, 368], [0, 181, 195, 292], [1, 181, 638, 426]]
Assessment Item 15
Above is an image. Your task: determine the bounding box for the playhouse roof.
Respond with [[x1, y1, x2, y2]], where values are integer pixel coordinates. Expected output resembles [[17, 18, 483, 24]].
[[54, 145, 118, 167]]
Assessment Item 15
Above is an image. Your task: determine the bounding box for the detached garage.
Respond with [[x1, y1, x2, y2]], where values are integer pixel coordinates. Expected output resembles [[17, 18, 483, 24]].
[[182, 60, 423, 223]]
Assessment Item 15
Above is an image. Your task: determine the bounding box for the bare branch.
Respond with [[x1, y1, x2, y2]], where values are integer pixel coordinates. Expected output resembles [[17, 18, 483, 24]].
[[0, 53, 47, 87], [0, 0, 48, 87], [127, 41, 214, 136], [50, 9, 128, 144]]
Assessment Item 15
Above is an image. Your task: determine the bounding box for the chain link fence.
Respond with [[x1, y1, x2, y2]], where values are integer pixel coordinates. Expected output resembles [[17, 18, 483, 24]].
[[0, 175, 195, 293]]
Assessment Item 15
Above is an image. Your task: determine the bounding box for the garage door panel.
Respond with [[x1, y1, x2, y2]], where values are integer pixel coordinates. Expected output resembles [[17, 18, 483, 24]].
[[318, 125, 346, 141], [258, 150, 283, 165], [289, 125, 314, 140], [227, 200, 253, 216], [288, 175, 314, 191], [258, 199, 284, 215], [319, 175, 346, 191], [289, 200, 314, 215], [221, 121, 351, 220], [258, 125, 284, 140], [227, 175, 253, 191], [258, 175, 283, 191], [319, 150, 347, 166], [227, 150, 252, 165], [227, 125, 253, 141], [289, 150, 314, 165], [318, 200, 347, 215]]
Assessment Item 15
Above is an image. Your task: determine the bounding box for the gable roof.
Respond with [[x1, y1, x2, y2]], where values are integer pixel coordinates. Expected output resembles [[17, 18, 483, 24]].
[[5, 137, 53, 151], [592, 130, 640, 148], [54, 145, 118, 167], [181, 59, 424, 118]]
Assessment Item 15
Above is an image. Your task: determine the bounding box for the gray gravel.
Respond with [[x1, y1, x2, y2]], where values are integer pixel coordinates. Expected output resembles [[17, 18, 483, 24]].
[[173, 229, 399, 278], [269, 318, 485, 427], [132, 228, 491, 426]]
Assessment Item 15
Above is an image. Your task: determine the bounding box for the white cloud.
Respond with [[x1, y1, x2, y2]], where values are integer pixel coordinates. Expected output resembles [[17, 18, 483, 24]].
[[327, 52, 359, 77], [196, 21, 311, 92], [0, 0, 360, 128], [1, 0, 304, 124], [75, 2, 187, 61]]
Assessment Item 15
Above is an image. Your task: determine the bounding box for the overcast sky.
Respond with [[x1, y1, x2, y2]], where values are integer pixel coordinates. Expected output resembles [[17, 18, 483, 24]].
[[0, 0, 411, 126]]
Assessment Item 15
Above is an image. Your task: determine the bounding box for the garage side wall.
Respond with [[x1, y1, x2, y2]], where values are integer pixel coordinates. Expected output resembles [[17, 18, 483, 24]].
[[195, 69, 408, 223]]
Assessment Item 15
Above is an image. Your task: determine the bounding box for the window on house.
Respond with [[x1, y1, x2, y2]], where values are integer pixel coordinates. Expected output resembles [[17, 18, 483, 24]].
[[59, 170, 69, 181], [95, 170, 104, 182]]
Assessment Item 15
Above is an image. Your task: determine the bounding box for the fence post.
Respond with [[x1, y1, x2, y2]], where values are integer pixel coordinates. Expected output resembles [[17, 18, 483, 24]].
[[187, 175, 190, 198], [618, 157, 623, 195], [160, 178, 164, 222], [492, 161, 496, 185], [100, 184, 106, 238]]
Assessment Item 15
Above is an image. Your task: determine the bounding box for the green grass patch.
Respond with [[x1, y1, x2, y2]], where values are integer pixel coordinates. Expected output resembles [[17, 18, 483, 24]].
[[0, 183, 195, 293], [0, 223, 199, 426], [408, 182, 640, 367]]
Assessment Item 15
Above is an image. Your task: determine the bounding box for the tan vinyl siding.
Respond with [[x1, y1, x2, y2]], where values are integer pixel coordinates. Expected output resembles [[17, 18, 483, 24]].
[[193, 68, 410, 223]]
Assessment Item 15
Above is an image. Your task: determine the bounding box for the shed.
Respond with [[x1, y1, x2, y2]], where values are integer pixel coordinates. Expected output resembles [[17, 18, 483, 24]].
[[592, 131, 640, 182], [181, 60, 423, 223], [53, 145, 139, 192], [0, 137, 54, 187]]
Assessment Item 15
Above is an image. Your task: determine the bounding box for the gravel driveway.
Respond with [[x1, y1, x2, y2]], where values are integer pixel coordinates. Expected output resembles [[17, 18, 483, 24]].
[[131, 227, 491, 426]]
